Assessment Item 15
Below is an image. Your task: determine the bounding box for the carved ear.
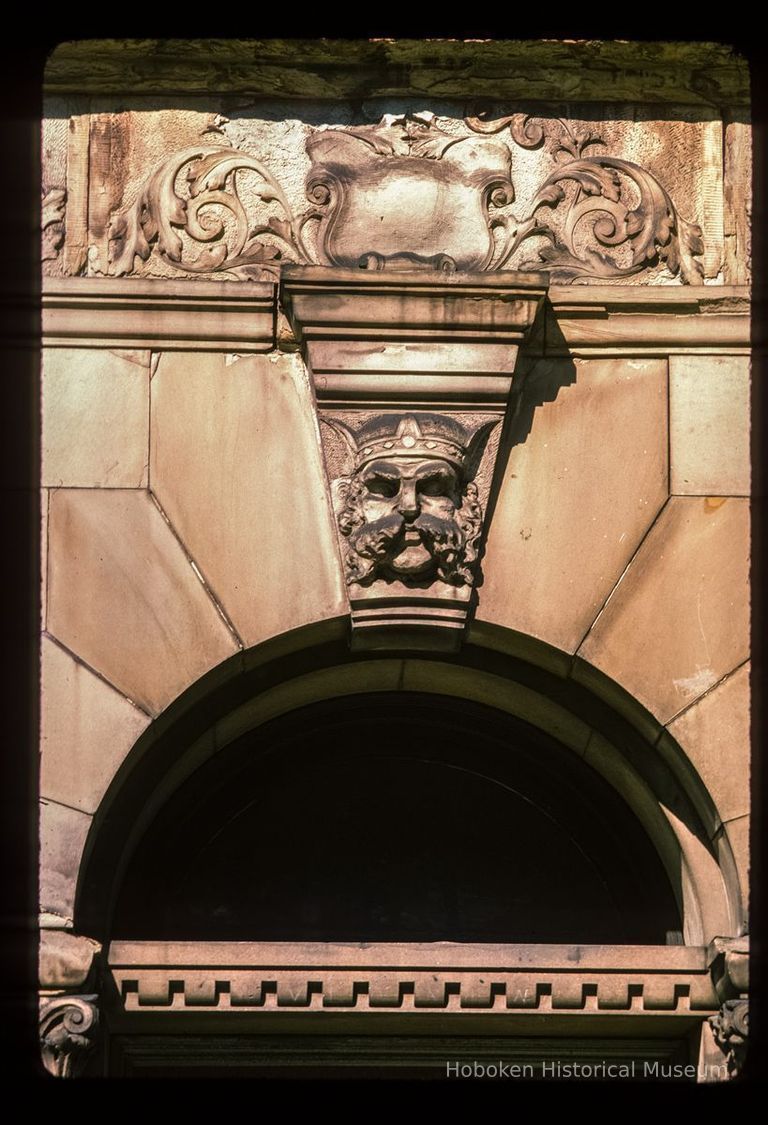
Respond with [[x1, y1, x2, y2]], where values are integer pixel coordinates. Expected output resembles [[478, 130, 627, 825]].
[[320, 415, 357, 455], [464, 419, 500, 479], [320, 415, 359, 478]]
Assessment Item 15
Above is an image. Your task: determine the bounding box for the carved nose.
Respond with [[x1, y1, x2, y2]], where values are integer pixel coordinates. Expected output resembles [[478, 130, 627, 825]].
[[398, 482, 419, 520]]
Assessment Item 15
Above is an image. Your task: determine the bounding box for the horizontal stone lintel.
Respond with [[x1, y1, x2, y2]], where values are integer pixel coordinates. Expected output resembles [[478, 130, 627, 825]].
[[108, 942, 718, 1015], [42, 277, 277, 351], [542, 285, 751, 353], [42, 278, 750, 354]]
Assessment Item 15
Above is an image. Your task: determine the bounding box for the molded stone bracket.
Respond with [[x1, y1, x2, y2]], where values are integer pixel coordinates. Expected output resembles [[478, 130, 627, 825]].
[[281, 267, 547, 650]]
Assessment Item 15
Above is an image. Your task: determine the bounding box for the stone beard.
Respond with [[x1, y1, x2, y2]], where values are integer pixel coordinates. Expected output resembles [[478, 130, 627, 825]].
[[336, 445, 483, 587]]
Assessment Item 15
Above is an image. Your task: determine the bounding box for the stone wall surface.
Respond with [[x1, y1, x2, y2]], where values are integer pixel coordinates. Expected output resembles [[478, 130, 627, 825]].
[[479, 356, 669, 653], [37, 43, 752, 1077], [150, 350, 347, 646], [41, 43, 750, 288]]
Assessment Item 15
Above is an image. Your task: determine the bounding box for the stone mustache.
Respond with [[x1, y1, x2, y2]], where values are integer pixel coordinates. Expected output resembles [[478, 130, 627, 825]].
[[332, 414, 490, 587]]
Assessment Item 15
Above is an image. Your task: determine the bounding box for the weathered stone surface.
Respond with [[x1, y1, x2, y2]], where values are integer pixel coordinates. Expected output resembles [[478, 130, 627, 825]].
[[723, 114, 751, 286], [723, 815, 749, 910], [579, 497, 749, 724], [39, 930, 101, 989], [670, 355, 750, 495], [667, 662, 750, 826], [40, 636, 151, 815], [40, 799, 92, 921], [150, 351, 347, 648], [47, 489, 238, 715], [41, 490, 49, 629], [45, 41, 749, 106], [42, 348, 149, 488], [63, 113, 89, 278], [401, 661, 592, 754], [661, 806, 736, 946], [583, 731, 682, 903], [214, 662, 404, 751], [478, 357, 668, 653]]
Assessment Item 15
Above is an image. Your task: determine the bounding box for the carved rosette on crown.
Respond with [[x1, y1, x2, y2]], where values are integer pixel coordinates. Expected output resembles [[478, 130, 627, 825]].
[[39, 994, 99, 1078]]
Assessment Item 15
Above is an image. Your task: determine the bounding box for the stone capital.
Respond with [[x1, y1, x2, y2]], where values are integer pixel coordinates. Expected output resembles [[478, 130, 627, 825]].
[[709, 999, 748, 1079], [39, 994, 99, 1078]]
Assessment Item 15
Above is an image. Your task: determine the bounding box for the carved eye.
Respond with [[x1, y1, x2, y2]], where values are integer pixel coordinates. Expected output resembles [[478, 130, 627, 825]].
[[365, 477, 398, 498], [419, 476, 451, 498]]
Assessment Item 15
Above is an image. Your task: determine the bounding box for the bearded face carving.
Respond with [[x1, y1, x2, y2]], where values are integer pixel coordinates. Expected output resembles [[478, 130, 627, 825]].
[[334, 414, 486, 587]]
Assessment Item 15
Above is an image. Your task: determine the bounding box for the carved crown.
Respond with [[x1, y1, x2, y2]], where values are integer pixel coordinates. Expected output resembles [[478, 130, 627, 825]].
[[326, 412, 495, 478], [352, 414, 470, 471]]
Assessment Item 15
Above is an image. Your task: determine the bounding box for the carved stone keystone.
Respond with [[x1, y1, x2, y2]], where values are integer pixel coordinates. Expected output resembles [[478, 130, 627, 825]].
[[39, 994, 99, 1078], [281, 267, 547, 649]]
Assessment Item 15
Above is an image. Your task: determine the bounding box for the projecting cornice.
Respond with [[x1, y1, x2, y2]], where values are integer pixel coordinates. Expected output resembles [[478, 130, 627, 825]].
[[40, 277, 751, 355], [107, 941, 720, 1016]]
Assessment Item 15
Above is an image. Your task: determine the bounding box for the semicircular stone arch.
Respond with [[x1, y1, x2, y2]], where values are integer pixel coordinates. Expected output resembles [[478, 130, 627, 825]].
[[72, 618, 742, 948]]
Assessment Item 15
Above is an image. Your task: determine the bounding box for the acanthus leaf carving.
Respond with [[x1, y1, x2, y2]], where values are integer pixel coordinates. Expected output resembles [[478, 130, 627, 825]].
[[466, 113, 705, 284], [108, 144, 313, 281], [105, 111, 705, 285], [42, 188, 66, 262]]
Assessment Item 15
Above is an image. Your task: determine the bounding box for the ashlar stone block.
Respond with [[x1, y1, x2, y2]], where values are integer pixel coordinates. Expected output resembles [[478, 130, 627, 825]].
[[722, 815, 749, 912], [40, 799, 92, 922], [150, 351, 348, 647], [47, 489, 238, 714], [667, 662, 750, 826], [579, 497, 749, 724], [41, 635, 151, 815], [478, 357, 668, 653], [42, 348, 149, 488], [670, 355, 750, 495]]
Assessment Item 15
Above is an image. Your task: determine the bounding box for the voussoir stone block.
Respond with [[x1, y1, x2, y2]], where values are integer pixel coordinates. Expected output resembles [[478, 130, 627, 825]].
[[41, 490, 49, 629], [40, 799, 92, 922], [670, 355, 750, 495], [41, 635, 151, 814], [478, 357, 668, 653], [42, 348, 149, 488], [667, 662, 750, 826], [723, 815, 749, 911], [150, 351, 348, 647], [47, 489, 238, 715], [579, 497, 749, 724]]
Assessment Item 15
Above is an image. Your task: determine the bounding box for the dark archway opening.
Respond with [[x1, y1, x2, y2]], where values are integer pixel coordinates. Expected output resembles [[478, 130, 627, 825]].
[[113, 693, 681, 945]]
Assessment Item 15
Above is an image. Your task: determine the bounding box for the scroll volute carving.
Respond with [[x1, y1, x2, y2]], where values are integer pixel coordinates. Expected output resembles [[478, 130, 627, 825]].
[[709, 999, 748, 1078], [42, 188, 66, 262], [39, 995, 99, 1078]]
